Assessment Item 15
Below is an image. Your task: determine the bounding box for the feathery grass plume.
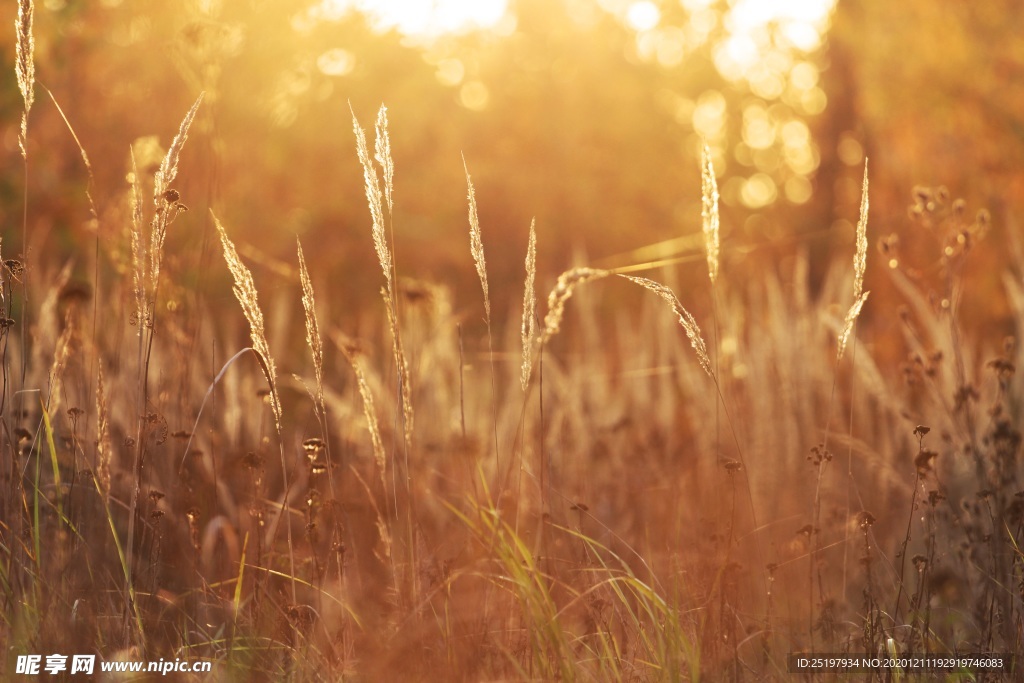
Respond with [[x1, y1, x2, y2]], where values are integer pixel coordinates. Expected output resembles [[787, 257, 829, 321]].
[[351, 105, 392, 297], [374, 105, 394, 215], [31, 262, 72, 383], [620, 275, 713, 377], [15, 0, 35, 160], [334, 334, 387, 484], [354, 106, 413, 450], [149, 93, 203, 291], [521, 219, 537, 390], [129, 149, 146, 333], [45, 312, 76, 417], [213, 213, 282, 430], [854, 159, 869, 300], [464, 161, 491, 324], [154, 93, 204, 203], [96, 363, 111, 501], [837, 291, 870, 362], [296, 238, 324, 411], [539, 267, 610, 345], [701, 142, 720, 286], [837, 160, 870, 360]]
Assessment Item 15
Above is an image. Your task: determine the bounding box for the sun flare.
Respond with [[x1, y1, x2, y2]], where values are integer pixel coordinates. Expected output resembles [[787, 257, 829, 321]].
[[318, 0, 508, 38]]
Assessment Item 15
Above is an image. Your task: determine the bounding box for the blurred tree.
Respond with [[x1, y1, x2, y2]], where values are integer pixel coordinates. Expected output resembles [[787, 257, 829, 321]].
[[827, 0, 1024, 335]]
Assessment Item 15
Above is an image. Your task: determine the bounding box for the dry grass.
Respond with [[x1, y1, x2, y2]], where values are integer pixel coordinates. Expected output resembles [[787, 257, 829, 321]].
[[539, 266, 610, 345], [95, 362, 112, 501], [854, 159, 870, 301], [15, 0, 34, 160], [3, 71, 1023, 683], [465, 161, 491, 324], [838, 161, 871, 362], [353, 105, 413, 455], [297, 237, 325, 412], [148, 93, 203, 296], [521, 218, 537, 390], [701, 141, 720, 286], [620, 274, 713, 377], [352, 105, 391, 296], [214, 213, 282, 429]]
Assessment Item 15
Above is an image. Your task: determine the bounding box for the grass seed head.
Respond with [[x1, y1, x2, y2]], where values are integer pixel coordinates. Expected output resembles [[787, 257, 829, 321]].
[[335, 333, 388, 481], [701, 141, 720, 286], [854, 159, 869, 300], [540, 267, 610, 345], [16, 0, 35, 159], [374, 105, 395, 214], [837, 290, 869, 361], [297, 238, 324, 411], [214, 213, 282, 431], [521, 219, 537, 390], [149, 93, 203, 296], [465, 160, 491, 324], [351, 105, 392, 297], [620, 274, 713, 377]]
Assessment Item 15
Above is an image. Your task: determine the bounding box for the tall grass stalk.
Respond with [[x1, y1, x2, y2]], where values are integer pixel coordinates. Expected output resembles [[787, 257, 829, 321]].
[[353, 104, 418, 604], [297, 238, 334, 496], [214, 215, 295, 602], [703, 143, 738, 637], [521, 220, 537, 392], [463, 162, 506, 644], [464, 161, 502, 481], [123, 96, 203, 642], [516, 221, 537, 527], [701, 143, 722, 467], [335, 326, 394, 586], [535, 267, 609, 514], [42, 86, 103, 425], [811, 159, 869, 642], [15, 0, 35, 403]]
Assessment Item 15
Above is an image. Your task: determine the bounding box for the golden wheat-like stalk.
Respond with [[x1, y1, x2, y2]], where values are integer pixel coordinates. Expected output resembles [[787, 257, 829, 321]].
[[854, 159, 869, 300], [464, 162, 491, 324], [351, 106, 392, 297], [701, 142, 720, 286], [96, 362, 111, 501], [15, 0, 34, 160], [154, 93, 204, 203], [355, 106, 413, 451], [214, 213, 282, 430], [539, 267, 610, 346], [838, 291, 870, 361], [374, 105, 394, 215], [31, 262, 72, 383], [129, 149, 146, 333], [46, 313, 76, 417], [335, 334, 388, 483], [149, 93, 203, 291], [837, 159, 871, 361], [296, 238, 324, 411], [521, 219, 537, 390], [620, 275, 713, 377]]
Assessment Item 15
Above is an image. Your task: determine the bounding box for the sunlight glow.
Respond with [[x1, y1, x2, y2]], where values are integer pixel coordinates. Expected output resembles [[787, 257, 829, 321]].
[[715, 0, 835, 84], [317, 0, 507, 38], [626, 1, 661, 32]]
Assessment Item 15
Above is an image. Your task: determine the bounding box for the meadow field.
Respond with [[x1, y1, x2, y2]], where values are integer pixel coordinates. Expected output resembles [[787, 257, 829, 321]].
[[2, 0, 1023, 680]]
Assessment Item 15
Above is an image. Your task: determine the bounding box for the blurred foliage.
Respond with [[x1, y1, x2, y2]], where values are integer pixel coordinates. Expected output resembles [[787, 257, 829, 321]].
[[0, 0, 1021, 335]]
